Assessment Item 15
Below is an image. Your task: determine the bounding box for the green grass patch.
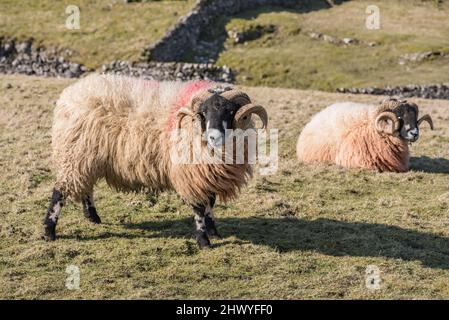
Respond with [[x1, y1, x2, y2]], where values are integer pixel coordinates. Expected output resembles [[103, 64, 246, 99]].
[[214, 0, 449, 90], [0, 0, 194, 69]]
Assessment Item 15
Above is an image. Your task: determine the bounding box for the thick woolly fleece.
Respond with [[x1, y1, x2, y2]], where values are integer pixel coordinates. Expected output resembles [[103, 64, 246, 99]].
[[296, 101, 410, 172], [52, 74, 252, 205]]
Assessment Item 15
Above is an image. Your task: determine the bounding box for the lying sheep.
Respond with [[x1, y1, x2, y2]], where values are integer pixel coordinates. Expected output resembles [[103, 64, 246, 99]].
[[296, 98, 434, 172], [43, 74, 268, 248]]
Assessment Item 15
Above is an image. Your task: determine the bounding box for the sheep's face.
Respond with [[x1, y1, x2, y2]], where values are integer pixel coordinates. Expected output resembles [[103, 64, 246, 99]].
[[393, 103, 420, 142], [197, 94, 240, 148], [375, 99, 434, 142]]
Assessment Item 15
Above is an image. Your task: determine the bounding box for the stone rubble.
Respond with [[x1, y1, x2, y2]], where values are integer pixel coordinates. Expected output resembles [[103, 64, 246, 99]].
[[0, 38, 88, 78], [101, 60, 234, 83], [398, 51, 449, 65], [143, 0, 299, 62], [308, 32, 376, 47], [227, 24, 277, 44], [0, 38, 234, 83], [337, 84, 449, 100]]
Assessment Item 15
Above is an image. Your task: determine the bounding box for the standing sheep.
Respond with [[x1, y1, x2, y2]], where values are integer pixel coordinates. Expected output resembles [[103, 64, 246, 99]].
[[43, 74, 268, 248], [296, 98, 434, 172]]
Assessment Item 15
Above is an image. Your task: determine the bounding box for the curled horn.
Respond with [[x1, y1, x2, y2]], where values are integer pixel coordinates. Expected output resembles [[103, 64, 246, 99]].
[[176, 107, 194, 130], [233, 103, 268, 129], [375, 111, 400, 135], [418, 114, 434, 130], [220, 90, 268, 129], [191, 91, 214, 112], [220, 90, 251, 106]]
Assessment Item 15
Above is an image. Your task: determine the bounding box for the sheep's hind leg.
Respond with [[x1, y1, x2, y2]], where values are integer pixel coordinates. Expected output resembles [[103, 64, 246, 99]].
[[192, 203, 211, 249], [43, 188, 65, 241], [82, 194, 101, 224], [204, 195, 221, 239]]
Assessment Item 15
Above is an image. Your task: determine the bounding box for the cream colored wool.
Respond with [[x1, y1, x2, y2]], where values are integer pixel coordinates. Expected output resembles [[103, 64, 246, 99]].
[[296, 100, 411, 172], [52, 74, 252, 205]]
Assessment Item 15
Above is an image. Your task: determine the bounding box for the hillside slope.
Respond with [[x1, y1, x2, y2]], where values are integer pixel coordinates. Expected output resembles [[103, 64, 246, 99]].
[[1, 1, 449, 91], [199, 0, 449, 90]]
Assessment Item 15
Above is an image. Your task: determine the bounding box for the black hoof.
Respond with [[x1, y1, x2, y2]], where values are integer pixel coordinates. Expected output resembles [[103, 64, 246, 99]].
[[196, 231, 211, 249], [87, 213, 101, 224], [42, 225, 56, 241], [84, 207, 102, 224]]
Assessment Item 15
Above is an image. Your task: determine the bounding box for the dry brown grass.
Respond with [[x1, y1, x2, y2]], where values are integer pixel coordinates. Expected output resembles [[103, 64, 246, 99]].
[[1, 74, 449, 299]]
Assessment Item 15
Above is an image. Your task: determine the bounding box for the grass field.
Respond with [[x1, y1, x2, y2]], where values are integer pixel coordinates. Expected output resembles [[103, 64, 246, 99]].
[[0, 0, 194, 69], [1, 74, 449, 299], [206, 0, 449, 90]]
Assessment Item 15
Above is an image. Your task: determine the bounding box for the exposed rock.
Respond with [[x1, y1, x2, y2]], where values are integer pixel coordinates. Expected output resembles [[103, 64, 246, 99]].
[[227, 24, 277, 44], [191, 38, 226, 64], [101, 60, 234, 83], [322, 34, 338, 44], [0, 37, 234, 82], [342, 37, 358, 45], [337, 84, 449, 100], [0, 37, 88, 78], [308, 32, 366, 46], [307, 32, 319, 40], [398, 51, 449, 65], [142, 0, 302, 62]]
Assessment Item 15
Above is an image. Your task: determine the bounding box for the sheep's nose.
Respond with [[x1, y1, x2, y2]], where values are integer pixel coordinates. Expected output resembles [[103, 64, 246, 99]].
[[207, 129, 223, 147], [408, 128, 419, 140]]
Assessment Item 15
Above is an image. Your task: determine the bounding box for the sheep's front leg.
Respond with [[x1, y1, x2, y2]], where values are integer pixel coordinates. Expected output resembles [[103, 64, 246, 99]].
[[204, 195, 221, 239], [43, 188, 65, 241], [82, 194, 101, 224], [192, 203, 211, 249]]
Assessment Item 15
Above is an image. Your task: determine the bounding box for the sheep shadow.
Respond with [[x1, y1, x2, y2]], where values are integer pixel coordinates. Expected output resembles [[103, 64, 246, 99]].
[[125, 217, 449, 270], [410, 156, 449, 174], [181, 0, 349, 63]]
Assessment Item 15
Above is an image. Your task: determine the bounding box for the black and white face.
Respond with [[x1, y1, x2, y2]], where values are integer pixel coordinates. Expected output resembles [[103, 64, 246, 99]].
[[394, 104, 420, 142], [197, 94, 240, 148]]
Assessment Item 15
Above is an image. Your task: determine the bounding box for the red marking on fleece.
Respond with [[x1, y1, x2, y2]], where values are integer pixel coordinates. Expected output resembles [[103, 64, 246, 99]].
[[166, 80, 212, 132]]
